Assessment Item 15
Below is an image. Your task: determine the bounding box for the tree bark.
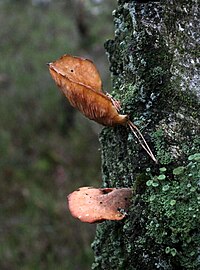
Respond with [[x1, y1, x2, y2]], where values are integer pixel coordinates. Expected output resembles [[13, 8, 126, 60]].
[[92, 0, 200, 269]]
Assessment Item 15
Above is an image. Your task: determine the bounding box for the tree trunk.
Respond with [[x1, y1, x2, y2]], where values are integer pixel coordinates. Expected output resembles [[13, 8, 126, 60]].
[[92, 1, 200, 269]]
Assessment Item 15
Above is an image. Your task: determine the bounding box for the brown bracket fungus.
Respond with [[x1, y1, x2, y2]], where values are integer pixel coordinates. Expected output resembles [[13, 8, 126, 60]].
[[48, 54, 157, 163], [67, 187, 133, 223]]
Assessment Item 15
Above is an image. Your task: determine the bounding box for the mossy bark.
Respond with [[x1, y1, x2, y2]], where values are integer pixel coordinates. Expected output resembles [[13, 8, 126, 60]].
[[92, 1, 200, 269]]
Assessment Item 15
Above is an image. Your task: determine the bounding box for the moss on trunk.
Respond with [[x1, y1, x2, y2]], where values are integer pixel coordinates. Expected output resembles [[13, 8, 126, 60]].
[[92, 1, 200, 269]]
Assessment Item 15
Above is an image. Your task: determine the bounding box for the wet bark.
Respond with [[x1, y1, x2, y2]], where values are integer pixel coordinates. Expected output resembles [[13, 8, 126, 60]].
[[92, 1, 200, 269]]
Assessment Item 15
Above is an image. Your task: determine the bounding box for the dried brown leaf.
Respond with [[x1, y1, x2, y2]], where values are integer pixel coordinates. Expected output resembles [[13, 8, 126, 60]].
[[49, 65, 128, 126], [48, 54, 157, 163]]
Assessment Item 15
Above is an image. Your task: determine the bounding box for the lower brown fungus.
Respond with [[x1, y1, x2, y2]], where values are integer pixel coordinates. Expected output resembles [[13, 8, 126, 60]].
[[67, 187, 133, 223]]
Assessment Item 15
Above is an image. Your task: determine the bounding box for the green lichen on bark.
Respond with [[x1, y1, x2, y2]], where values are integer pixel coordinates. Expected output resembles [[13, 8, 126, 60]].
[[92, 1, 200, 269]]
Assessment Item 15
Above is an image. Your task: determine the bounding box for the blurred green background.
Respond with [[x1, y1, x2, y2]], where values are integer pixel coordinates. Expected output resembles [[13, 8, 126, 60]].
[[0, 0, 116, 269]]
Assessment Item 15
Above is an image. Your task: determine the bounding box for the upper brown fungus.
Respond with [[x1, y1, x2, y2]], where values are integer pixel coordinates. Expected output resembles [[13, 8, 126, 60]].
[[48, 54, 157, 163]]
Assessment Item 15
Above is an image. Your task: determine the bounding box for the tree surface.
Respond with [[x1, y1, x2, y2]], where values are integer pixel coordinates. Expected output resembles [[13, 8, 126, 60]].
[[92, 0, 200, 269]]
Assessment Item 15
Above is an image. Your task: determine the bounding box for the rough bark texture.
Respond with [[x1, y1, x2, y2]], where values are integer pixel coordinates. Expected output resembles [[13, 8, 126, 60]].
[[92, 1, 200, 269]]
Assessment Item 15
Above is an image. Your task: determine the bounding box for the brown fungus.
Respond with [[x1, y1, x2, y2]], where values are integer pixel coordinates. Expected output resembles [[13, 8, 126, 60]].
[[48, 54, 157, 163], [67, 187, 133, 223]]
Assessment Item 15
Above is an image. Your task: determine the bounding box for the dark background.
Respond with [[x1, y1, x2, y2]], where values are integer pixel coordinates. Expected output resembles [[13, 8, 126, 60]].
[[0, 0, 116, 269]]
